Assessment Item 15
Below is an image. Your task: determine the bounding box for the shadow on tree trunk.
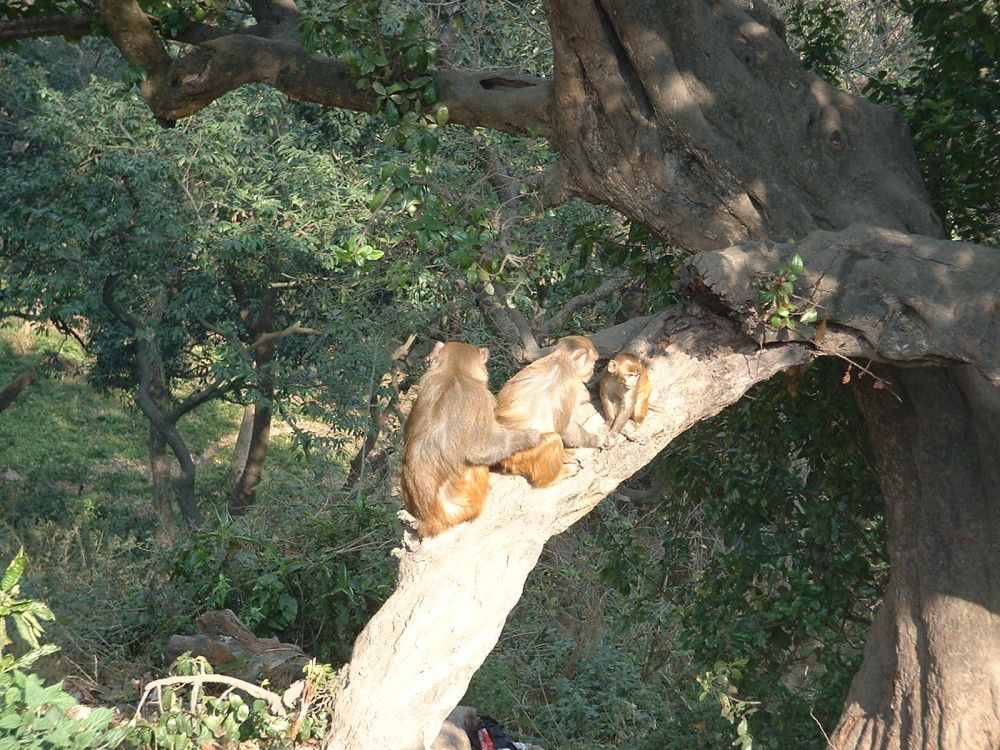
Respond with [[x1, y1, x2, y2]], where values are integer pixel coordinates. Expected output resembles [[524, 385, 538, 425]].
[[831, 366, 1000, 749]]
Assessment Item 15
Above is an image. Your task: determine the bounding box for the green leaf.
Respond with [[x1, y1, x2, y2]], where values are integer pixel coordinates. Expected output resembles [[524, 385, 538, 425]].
[[789, 253, 804, 273], [799, 308, 819, 324], [1, 551, 26, 593]]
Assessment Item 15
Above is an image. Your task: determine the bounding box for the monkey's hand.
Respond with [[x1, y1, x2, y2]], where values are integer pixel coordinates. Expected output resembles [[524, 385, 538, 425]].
[[621, 423, 641, 442]]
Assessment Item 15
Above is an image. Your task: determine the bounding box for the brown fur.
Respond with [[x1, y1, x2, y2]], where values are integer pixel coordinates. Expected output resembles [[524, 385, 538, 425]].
[[493, 335, 604, 487], [599, 352, 651, 435], [401, 342, 541, 536]]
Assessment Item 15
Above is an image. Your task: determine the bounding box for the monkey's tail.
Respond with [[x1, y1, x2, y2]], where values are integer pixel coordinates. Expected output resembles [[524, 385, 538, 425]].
[[493, 432, 564, 487]]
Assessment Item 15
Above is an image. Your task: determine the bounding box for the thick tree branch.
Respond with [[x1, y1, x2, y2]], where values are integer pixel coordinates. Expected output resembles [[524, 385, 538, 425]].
[[326, 307, 813, 749], [682, 226, 1000, 384], [0, 14, 93, 42], [94, 0, 172, 103], [75, 2, 556, 135], [543, 0, 941, 252]]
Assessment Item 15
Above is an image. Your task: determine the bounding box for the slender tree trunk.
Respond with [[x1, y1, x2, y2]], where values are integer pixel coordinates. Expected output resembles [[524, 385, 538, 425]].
[[134, 335, 205, 529], [0, 369, 34, 413], [346, 393, 390, 487], [229, 395, 272, 515], [830, 366, 1000, 749], [230, 403, 255, 475], [229, 287, 276, 515], [170, 432, 201, 528], [148, 426, 178, 544]]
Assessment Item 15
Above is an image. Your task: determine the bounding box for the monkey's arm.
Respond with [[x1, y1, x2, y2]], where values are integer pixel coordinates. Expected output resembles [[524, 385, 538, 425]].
[[466, 428, 541, 466], [608, 400, 633, 435], [599, 390, 618, 425], [561, 420, 605, 449]]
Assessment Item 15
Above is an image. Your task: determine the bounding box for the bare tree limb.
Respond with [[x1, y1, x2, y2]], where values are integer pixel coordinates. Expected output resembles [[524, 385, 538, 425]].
[[168, 376, 243, 422], [251, 323, 323, 350], [538, 275, 633, 335]]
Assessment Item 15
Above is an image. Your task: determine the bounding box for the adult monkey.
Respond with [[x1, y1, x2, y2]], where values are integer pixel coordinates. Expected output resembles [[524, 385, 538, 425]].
[[493, 335, 606, 487], [401, 341, 544, 536]]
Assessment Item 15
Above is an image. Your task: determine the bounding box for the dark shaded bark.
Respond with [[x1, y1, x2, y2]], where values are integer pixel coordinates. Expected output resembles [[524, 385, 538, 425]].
[[831, 366, 1000, 749], [148, 427, 178, 544], [0, 369, 34, 414]]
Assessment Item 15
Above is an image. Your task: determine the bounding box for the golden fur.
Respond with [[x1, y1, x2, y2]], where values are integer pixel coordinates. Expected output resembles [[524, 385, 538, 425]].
[[599, 352, 651, 435], [494, 336, 603, 487], [401, 342, 541, 536]]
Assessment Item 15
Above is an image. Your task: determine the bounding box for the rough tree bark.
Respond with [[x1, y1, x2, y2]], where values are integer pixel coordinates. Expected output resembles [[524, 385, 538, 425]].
[[5, 0, 998, 747], [830, 366, 1000, 749]]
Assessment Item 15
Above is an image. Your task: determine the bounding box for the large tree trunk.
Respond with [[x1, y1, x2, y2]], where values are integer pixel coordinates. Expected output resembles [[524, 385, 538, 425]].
[[830, 366, 1000, 749]]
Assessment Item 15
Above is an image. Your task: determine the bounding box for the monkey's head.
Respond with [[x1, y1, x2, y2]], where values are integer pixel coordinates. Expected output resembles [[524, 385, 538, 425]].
[[557, 335, 599, 381], [428, 341, 490, 382], [607, 353, 644, 390]]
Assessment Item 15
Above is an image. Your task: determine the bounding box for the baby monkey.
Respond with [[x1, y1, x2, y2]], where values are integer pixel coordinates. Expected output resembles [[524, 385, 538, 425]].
[[599, 352, 651, 438]]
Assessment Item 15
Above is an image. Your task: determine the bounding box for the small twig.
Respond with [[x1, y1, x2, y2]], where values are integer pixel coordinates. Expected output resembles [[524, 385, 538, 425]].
[[810, 709, 834, 748], [134, 674, 286, 718], [251, 323, 323, 350]]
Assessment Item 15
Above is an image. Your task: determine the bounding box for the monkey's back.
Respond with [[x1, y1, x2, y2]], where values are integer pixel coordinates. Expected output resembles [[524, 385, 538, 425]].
[[495, 355, 576, 434], [401, 366, 496, 519]]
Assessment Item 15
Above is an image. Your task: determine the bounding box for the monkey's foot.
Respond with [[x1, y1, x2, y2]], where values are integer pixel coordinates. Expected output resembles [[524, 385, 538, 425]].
[[556, 461, 581, 482], [621, 424, 642, 442]]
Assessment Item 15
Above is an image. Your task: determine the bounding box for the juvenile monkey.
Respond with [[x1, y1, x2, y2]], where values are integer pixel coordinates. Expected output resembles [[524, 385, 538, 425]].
[[401, 342, 542, 536], [600, 352, 651, 437], [493, 335, 605, 487]]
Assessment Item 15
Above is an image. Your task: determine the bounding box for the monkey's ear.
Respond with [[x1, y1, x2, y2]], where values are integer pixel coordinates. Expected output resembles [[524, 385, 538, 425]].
[[479, 347, 490, 363], [606, 358, 618, 374], [428, 341, 445, 361]]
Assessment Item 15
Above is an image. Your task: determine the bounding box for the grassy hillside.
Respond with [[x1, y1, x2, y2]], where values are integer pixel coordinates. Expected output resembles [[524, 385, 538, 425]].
[[0, 321, 397, 692]]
